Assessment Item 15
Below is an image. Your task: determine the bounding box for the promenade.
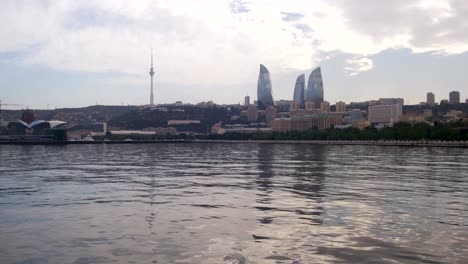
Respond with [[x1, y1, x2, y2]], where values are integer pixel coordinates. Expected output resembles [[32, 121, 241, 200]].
[[194, 139, 468, 148], [0, 139, 467, 148]]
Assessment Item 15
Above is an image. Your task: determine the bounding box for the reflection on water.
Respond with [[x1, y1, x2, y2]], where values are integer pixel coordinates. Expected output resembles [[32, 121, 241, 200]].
[[0, 144, 467, 263]]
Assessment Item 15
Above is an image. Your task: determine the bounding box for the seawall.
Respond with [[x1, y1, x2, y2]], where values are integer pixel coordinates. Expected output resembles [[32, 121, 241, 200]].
[[0, 139, 466, 148]]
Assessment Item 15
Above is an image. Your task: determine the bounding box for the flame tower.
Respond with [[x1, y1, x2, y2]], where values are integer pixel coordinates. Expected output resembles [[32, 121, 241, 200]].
[[149, 49, 155, 106], [257, 64, 274, 110], [305, 67, 324, 107]]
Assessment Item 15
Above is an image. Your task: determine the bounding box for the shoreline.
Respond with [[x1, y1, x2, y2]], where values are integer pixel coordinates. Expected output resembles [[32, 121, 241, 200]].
[[0, 139, 466, 148]]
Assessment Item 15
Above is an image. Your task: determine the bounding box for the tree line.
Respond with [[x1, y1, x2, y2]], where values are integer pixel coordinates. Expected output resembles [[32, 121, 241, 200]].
[[208, 122, 468, 141], [89, 121, 467, 141]]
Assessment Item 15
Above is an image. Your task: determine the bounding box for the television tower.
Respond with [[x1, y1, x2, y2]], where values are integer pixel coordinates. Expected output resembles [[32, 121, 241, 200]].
[[149, 48, 155, 106]]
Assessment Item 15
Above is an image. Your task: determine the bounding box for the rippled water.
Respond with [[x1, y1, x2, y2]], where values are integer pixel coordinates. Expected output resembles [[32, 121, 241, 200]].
[[0, 144, 467, 264]]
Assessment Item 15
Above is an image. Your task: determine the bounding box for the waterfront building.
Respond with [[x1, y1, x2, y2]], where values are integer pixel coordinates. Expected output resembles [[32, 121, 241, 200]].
[[336, 101, 346, 112], [90, 123, 108, 136], [368, 104, 402, 124], [257, 64, 275, 110], [153, 127, 177, 135], [271, 118, 291, 133], [290, 101, 300, 111], [21, 109, 35, 124], [271, 113, 342, 132], [7, 119, 67, 141], [305, 101, 315, 110], [443, 110, 464, 122], [223, 127, 272, 134], [211, 123, 224, 134], [167, 120, 201, 125], [244, 96, 250, 106], [276, 100, 292, 107], [240, 110, 248, 119], [449, 91, 460, 104], [427, 92, 435, 106], [247, 105, 258, 122], [257, 110, 266, 120], [424, 109, 433, 118], [293, 74, 305, 109], [265, 106, 277, 124], [378, 98, 404, 106], [320, 101, 330, 113], [400, 114, 426, 124], [352, 120, 370, 130], [290, 108, 321, 119], [275, 100, 292, 112], [343, 109, 368, 129], [349, 109, 364, 122], [305, 67, 324, 107], [92, 123, 107, 133], [335, 124, 352, 130], [109, 130, 156, 136]]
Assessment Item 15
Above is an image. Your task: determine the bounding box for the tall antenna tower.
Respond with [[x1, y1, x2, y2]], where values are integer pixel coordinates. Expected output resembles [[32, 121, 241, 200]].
[[149, 48, 155, 106]]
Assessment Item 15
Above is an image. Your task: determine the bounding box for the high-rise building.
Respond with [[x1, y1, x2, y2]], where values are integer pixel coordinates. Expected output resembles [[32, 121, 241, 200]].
[[293, 74, 305, 109], [336, 101, 346, 112], [449, 91, 460, 104], [257, 64, 275, 110], [320, 101, 330, 113], [368, 104, 402, 124], [247, 105, 258, 122], [265, 106, 277, 124], [305, 67, 324, 107], [149, 49, 155, 106], [244, 95, 250, 106], [427, 92, 435, 106]]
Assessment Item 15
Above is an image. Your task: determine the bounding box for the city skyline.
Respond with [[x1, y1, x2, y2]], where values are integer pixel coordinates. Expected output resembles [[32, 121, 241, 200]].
[[1, 1, 468, 109]]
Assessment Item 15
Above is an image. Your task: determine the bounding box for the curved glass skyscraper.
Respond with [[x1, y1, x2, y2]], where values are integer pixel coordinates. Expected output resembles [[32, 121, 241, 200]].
[[257, 64, 275, 109], [293, 74, 305, 109], [305, 67, 324, 107]]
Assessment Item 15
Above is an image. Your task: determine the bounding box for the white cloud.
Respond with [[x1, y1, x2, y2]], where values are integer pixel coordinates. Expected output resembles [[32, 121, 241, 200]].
[[1, 0, 468, 98], [344, 57, 374, 76]]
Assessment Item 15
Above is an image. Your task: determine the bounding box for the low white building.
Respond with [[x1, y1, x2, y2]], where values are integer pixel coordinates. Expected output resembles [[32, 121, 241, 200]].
[[109, 130, 155, 136], [167, 120, 201, 125], [368, 104, 402, 124]]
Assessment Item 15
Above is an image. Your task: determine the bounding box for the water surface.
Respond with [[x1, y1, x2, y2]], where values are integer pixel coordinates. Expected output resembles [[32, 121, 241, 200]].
[[0, 144, 467, 263]]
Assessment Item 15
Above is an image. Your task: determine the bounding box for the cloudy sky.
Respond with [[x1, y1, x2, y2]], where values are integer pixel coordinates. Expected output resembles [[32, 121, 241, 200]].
[[1, 0, 467, 109]]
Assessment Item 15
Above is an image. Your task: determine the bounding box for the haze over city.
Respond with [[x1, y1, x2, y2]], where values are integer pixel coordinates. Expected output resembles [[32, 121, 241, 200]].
[[1, 0, 468, 109]]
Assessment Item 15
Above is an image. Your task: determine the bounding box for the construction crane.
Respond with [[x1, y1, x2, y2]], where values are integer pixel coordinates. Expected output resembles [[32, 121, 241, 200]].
[[0, 100, 21, 109], [0, 100, 22, 125]]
